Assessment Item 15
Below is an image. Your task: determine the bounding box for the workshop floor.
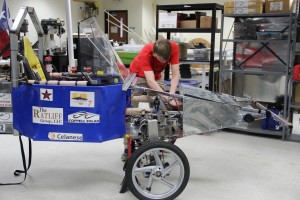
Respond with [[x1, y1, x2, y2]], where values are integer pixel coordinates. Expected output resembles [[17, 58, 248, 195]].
[[1, 131, 300, 200]]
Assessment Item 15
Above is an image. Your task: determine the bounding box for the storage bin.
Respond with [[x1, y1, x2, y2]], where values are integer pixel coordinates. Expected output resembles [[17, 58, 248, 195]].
[[117, 51, 139, 65], [256, 32, 283, 40]]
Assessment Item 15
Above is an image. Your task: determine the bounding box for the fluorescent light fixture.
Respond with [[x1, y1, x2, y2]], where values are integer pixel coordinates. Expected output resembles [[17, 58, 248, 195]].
[[184, 5, 191, 8]]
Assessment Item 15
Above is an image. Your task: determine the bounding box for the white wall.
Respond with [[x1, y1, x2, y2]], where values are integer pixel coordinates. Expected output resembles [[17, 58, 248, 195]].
[[142, 0, 155, 43]]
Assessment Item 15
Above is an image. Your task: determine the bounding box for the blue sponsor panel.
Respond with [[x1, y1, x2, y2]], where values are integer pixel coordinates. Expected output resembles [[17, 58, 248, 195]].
[[12, 83, 126, 142]]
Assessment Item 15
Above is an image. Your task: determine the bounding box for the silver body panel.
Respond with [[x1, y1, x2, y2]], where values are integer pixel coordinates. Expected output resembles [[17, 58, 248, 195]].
[[181, 85, 241, 135]]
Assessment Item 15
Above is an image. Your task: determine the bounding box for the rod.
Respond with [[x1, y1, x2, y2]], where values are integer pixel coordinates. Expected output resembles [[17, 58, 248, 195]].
[[66, 0, 75, 71], [77, 22, 81, 71], [105, 19, 147, 44], [104, 10, 147, 44], [132, 86, 184, 99]]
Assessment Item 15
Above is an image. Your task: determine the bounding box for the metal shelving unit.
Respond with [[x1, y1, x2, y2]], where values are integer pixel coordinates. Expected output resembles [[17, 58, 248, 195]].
[[156, 3, 224, 91], [287, 0, 300, 141], [219, 12, 297, 139]]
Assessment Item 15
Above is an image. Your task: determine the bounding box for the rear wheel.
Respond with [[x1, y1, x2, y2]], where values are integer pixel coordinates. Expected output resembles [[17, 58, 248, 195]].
[[126, 141, 190, 200]]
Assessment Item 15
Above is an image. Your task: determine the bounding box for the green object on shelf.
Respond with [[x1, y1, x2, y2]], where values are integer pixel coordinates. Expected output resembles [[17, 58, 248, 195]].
[[117, 51, 139, 65]]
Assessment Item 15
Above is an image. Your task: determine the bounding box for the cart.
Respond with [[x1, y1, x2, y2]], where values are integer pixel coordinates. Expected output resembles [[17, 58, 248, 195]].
[[1, 8, 292, 200]]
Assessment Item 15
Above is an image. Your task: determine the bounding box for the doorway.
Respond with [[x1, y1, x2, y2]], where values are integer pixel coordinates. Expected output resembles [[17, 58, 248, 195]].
[[105, 10, 128, 44]]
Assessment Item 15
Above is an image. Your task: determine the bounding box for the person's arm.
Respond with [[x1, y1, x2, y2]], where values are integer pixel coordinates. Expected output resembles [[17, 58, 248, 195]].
[[169, 63, 180, 95], [168, 63, 182, 106], [144, 71, 165, 93], [167, 41, 181, 106]]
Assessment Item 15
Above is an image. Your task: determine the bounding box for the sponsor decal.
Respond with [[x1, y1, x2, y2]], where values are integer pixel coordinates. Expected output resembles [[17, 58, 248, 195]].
[[68, 111, 100, 123], [48, 132, 83, 141], [70, 91, 95, 108], [0, 124, 5, 133], [40, 88, 53, 101], [0, 93, 12, 107], [32, 106, 63, 125], [0, 112, 13, 124]]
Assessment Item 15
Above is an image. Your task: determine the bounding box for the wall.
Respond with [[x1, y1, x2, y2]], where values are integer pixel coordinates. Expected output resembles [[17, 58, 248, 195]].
[[142, 0, 155, 43]]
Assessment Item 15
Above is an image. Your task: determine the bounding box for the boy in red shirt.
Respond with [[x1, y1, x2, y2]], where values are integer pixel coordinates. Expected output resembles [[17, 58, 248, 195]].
[[130, 39, 180, 106], [121, 39, 181, 162]]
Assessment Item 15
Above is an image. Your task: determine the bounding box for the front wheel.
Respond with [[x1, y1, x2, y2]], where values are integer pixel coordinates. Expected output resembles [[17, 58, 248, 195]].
[[126, 141, 190, 200]]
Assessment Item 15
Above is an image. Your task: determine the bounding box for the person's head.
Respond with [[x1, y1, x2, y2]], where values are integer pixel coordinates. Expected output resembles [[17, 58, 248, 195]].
[[153, 39, 171, 63]]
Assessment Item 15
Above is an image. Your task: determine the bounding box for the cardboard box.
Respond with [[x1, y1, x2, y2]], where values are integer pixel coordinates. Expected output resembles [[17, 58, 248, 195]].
[[265, 0, 290, 13], [180, 20, 196, 28], [200, 16, 218, 29], [195, 12, 207, 28], [224, 0, 263, 8], [224, 6, 263, 14], [177, 13, 188, 28], [158, 13, 177, 28]]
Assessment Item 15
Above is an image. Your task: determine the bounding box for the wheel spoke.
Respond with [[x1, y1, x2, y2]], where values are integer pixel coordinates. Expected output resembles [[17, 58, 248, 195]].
[[152, 150, 163, 168], [158, 178, 175, 189], [146, 174, 154, 193], [134, 166, 156, 173], [165, 160, 179, 174]]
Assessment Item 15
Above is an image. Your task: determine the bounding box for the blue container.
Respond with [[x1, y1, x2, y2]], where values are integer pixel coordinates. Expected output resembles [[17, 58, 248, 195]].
[[12, 83, 127, 142], [261, 108, 281, 131]]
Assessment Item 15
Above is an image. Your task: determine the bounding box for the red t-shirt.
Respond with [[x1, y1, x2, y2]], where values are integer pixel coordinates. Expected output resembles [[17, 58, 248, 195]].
[[129, 41, 179, 80]]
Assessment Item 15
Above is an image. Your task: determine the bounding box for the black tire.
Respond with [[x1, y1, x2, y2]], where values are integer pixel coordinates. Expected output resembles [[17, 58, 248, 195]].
[[126, 141, 190, 200]]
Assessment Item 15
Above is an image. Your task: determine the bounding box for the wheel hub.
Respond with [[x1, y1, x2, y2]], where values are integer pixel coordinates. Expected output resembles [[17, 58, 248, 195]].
[[153, 167, 164, 179], [155, 170, 162, 177]]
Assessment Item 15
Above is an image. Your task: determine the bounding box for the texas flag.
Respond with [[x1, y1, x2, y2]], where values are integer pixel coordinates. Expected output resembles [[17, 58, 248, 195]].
[[0, 0, 11, 58]]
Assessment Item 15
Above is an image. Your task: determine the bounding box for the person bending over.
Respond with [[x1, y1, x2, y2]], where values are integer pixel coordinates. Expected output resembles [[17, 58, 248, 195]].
[[121, 39, 181, 162], [129, 39, 180, 106]]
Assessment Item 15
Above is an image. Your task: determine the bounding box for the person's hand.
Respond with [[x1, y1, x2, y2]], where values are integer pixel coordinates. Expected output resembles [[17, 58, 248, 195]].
[[162, 95, 169, 102], [168, 98, 182, 107]]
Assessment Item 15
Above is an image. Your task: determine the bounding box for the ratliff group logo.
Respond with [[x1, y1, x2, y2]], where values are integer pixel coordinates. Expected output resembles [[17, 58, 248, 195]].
[[32, 106, 63, 125]]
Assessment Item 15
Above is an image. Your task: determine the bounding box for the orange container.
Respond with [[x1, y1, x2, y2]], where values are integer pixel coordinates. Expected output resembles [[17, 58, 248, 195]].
[[294, 64, 300, 81]]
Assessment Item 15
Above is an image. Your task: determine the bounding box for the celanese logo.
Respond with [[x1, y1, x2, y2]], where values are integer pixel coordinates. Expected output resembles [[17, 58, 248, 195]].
[[48, 133, 56, 140], [48, 132, 83, 141]]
